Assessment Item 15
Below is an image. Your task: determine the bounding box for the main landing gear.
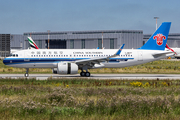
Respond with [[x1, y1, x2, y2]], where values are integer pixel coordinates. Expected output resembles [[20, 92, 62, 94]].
[[24, 68, 29, 77], [80, 67, 91, 77], [80, 71, 91, 77]]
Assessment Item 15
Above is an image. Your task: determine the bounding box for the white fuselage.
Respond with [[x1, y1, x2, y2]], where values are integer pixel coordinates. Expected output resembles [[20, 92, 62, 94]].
[[3, 49, 173, 69]]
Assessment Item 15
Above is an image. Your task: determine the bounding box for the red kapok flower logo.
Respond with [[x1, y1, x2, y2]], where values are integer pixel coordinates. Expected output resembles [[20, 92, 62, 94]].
[[153, 34, 166, 46]]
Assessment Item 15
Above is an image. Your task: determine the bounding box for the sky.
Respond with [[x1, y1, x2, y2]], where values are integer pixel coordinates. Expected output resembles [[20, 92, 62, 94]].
[[0, 0, 180, 34]]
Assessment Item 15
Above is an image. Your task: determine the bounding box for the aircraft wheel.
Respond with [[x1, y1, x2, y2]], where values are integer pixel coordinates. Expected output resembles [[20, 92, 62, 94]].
[[85, 72, 90, 77], [80, 72, 85, 77], [24, 73, 29, 77]]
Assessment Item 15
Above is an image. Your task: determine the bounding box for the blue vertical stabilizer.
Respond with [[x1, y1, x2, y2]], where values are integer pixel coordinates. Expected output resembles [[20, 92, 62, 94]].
[[139, 22, 171, 50]]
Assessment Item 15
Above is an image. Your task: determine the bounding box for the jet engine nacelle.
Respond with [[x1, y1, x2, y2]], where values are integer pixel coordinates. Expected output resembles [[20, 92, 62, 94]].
[[54, 62, 78, 74]]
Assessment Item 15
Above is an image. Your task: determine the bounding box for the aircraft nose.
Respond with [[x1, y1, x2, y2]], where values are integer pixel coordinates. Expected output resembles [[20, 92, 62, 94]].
[[3, 58, 8, 65]]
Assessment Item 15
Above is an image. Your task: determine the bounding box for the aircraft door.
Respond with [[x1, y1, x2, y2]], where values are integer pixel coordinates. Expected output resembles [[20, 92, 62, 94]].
[[24, 51, 30, 61], [138, 51, 143, 61]]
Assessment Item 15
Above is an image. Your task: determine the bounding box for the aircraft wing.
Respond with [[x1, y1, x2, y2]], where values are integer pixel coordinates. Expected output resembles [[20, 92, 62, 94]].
[[75, 44, 125, 66]]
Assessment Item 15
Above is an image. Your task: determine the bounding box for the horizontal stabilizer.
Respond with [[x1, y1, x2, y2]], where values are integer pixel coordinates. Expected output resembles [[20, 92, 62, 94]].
[[152, 51, 174, 58]]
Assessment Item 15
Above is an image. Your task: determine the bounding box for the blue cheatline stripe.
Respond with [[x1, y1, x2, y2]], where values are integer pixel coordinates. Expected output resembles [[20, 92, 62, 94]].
[[4, 60, 128, 65], [3, 57, 134, 65]]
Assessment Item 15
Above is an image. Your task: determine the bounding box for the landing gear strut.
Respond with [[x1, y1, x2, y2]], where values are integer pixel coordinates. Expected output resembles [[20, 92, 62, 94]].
[[24, 68, 29, 77]]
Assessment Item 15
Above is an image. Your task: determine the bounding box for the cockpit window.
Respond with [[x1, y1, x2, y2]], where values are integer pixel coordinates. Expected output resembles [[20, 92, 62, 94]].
[[11, 54, 18, 57]]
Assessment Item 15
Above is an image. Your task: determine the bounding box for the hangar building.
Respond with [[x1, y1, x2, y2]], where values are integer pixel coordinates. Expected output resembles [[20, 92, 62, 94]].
[[1, 30, 180, 58], [11, 30, 143, 50]]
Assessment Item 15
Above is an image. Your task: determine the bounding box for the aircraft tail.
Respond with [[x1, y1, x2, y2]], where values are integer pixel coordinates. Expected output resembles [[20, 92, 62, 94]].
[[28, 37, 39, 49], [139, 22, 171, 50]]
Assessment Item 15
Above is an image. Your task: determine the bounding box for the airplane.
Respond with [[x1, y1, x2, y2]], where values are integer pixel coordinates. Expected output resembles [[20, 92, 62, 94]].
[[165, 44, 180, 59], [28, 37, 39, 49], [3, 22, 174, 77], [171, 48, 180, 59]]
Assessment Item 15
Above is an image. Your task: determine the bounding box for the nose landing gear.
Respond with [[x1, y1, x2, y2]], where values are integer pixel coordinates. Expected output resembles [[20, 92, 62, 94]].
[[24, 68, 29, 77]]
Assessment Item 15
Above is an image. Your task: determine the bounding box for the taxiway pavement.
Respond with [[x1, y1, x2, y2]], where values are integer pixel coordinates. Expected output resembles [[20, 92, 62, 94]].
[[0, 74, 180, 80]]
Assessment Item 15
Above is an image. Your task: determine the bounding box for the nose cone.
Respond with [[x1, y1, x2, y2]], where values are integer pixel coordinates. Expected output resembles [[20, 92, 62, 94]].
[[3, 58, 8, 65]]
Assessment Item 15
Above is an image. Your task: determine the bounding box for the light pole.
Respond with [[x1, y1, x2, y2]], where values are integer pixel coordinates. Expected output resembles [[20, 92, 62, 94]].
[[47, 30, 50, 49], [102, 32, 103, 49], [154, 17, 159, 30]]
